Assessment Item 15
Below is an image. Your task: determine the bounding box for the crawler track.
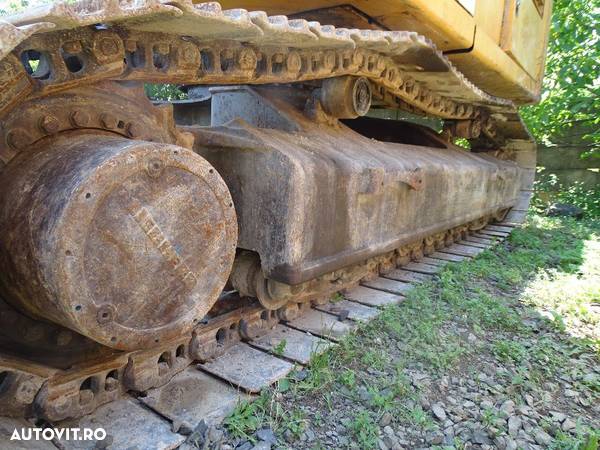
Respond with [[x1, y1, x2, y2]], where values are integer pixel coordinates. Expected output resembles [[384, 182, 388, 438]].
[[1, 221, 517, 449]]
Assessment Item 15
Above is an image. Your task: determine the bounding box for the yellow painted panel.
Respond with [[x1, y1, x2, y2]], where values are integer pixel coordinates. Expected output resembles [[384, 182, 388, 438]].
[[214, 0, 475, 50], [448, 29, 539, 103], [501, 0, 552, 78], [474, 0, 505, 44]]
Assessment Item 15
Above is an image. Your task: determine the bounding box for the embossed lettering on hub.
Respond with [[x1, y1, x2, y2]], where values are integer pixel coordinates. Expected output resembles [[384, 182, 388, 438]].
[[132, 206, 197, 289]]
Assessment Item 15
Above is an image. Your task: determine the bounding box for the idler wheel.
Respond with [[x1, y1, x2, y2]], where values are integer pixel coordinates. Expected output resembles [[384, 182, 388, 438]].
[[0, 134, 237, 350]]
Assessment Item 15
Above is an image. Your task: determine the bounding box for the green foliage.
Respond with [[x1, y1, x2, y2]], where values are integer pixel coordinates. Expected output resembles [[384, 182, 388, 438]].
[[521, 0, 600, 157], [531, 174, 600, 217], [144, 83, 187, 101], [349, 410, 379, 449], [272, 339, 287, 357]]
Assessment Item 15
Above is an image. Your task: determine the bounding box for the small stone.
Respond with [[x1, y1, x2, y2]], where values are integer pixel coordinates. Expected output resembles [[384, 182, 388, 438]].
[[305, 428, 316, 442], [505, 437, 518, 450], [256, 428, 276, 444], [494, 436, 507, 450], [431, 403, 447, 421], [338, 309, 350, 321], [508, 416, 522, 436], [428, 431, 444, 445], [582, 373, 597, 383], [545, 203, 584, 219], [500, 400, 516, 415], [467, 333, 477, 343], [524, 394, 535, 407], [481, 400, 494, 410], [562, 418, 576, 431], [237, 441, 253, 450], [377, 438, 389, 450], [251, 442, 271, 450], [292, 369, 308, 381], [534, 429, 552, 446], [383, 425, 394, 436], [564, 389, 578, 397], [208, 427, 223, 443], [379, 412, 393, 427], [472, 429, 491, 445], [283, 429, 295, 443], [549, 411, 566, 423]]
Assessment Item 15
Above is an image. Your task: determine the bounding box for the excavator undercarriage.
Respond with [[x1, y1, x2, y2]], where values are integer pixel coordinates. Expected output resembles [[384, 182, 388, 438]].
[[0, 0, 536, 429]]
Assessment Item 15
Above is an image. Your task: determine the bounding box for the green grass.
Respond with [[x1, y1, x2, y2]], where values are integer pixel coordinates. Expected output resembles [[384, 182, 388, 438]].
[[349, 410, 379, 449], [224, 215, 600, 448]]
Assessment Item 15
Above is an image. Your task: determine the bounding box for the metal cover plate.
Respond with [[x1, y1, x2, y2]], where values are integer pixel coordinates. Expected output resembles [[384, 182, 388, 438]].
[[402, 262, 441, 274], [343, 286, 404, 307], [384, 269, 432, 284], [287, 309, 354, 342], [316, 300, 380, 323], [140, 368, 250, 428], [362, 277, 415, 295], [0, 417, 56, 450], [58, 397, 185, 450], [250, 324, 333, 364], [429, 251, 468, 262], [199, 343, 293, 393]]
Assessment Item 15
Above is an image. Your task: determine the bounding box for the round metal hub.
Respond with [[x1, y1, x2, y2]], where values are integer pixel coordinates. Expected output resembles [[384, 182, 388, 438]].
[[0, 133, 237, 350]]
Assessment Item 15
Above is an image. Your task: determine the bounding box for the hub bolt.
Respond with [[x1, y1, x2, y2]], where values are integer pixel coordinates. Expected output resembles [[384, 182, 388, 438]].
[[39, 115, 60, 134], [5, 128, 30, 150], [71, 110, 91, 127]]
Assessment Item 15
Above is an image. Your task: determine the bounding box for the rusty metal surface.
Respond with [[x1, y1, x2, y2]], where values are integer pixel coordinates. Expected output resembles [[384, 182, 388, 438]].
[[0, 132, 236, 350], [384, 269, 432, 284], [402, 261, 442, 274], [193, 86, 521, 286], [58, 397, 186, 450], [315, 300, 380, 323], [0, 417, 58, 449], [0, 1, 519, 126], [250, 324, 333, 364], [343, 286, 404, 307], [429, 252, 468, 263], [362, 278, 416, 296], [287, 309, 354, 342], [199, 343, 294, 393], [141, 368, 250, 427]]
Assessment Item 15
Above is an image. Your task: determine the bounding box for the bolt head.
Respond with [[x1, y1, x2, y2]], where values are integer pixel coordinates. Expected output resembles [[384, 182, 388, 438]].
[[99, 37, 119, 56], [5, 128, 30, 150], [71, 110, 91, 127], [100, 113, 118, 129], [126, 122, 141, 138], [39, 115, 60, 134]]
